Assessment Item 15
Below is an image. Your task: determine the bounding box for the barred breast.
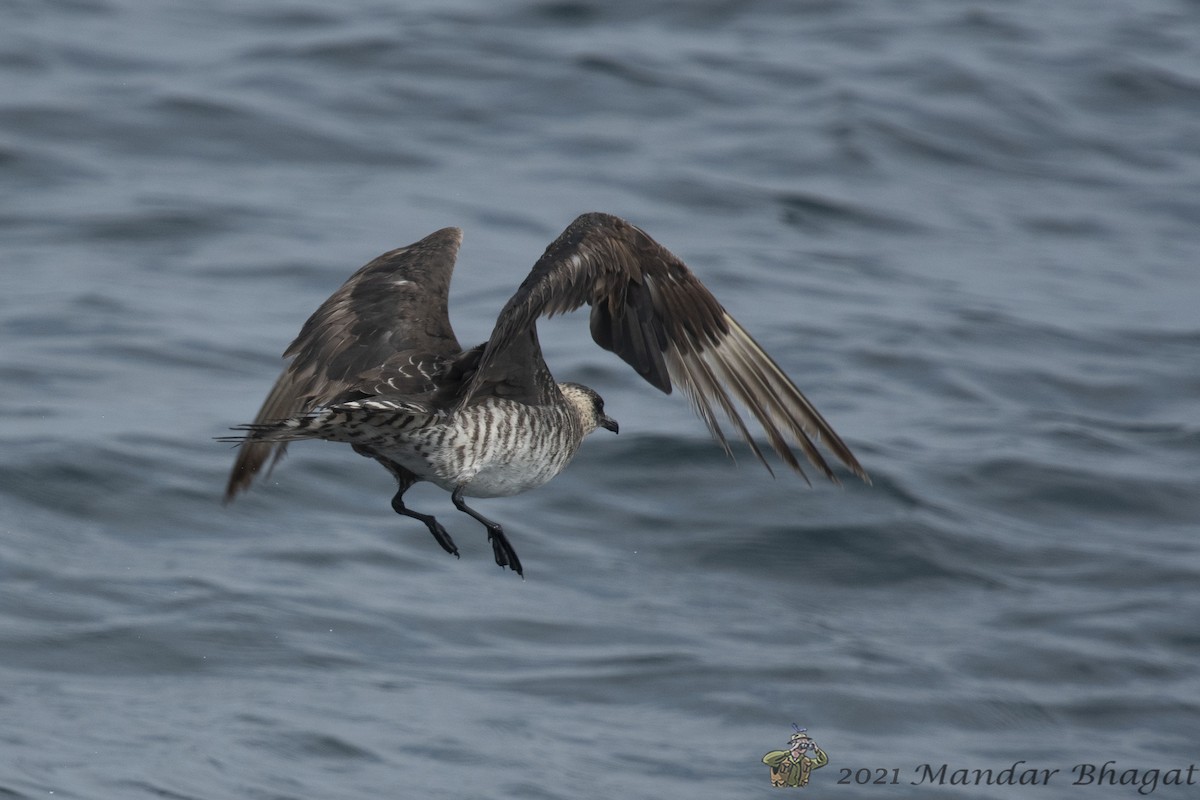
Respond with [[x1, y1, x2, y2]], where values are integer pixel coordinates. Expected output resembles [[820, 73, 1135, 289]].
[[370, 398, 586, 499]]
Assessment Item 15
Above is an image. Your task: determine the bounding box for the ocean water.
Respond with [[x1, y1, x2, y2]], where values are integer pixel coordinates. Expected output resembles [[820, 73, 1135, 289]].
[[2, 0, 1199, 797]]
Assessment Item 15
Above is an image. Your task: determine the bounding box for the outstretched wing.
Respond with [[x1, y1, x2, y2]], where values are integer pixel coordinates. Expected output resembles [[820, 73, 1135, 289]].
[[464, 212, 868, 485], [224, 226, 464, 501]]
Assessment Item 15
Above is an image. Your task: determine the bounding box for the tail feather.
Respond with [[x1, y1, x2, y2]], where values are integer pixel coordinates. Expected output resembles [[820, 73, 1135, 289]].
[[216, 414, 324, 445], [218, 398, 443, 450]]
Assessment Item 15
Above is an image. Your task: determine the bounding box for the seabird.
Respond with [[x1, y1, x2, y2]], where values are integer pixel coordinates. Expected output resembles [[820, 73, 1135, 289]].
[[222, 212, 869, 576]]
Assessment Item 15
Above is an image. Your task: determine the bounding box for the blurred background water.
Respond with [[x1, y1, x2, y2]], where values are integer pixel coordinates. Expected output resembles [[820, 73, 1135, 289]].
[[2, 0, 1199, 797]]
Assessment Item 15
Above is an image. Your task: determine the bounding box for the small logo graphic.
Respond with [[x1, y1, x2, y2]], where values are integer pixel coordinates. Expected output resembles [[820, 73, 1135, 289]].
[[762, 724, 828, 788]]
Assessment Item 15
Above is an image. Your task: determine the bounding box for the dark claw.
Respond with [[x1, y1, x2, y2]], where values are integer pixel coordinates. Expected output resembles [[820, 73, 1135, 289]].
[[430, 521, 460, 559], [488, 528, 523, 577], [391, 488, 459, 558], [452, 486, 523, 577]]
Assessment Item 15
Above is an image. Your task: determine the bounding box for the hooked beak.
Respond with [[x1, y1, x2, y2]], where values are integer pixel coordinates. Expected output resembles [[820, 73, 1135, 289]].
[[599, 414, 619, 434]]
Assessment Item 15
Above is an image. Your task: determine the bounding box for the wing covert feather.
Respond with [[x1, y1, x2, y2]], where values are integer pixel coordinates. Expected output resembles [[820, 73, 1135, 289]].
[[467, 212, 868, 484], [224, 227, 464, 500]]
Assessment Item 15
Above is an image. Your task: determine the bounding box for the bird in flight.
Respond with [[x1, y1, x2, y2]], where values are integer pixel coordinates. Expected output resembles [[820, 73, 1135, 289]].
[[222, 212, 868, 576]]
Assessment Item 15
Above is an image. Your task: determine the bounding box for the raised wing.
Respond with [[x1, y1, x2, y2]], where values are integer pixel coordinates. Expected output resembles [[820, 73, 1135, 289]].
[[465, 212, 868, 485], [224, 227, 464, 500]]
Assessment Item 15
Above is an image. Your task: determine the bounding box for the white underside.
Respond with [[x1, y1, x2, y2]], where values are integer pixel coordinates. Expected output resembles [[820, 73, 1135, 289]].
[[373, 403, 582, 499]]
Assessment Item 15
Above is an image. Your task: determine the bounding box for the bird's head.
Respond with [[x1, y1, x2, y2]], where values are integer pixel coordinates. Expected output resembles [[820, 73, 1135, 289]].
[[559, 382, 619, 435]]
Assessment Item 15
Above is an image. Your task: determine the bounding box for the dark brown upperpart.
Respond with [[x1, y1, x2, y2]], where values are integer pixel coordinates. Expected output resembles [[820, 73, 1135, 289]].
[[224, 213, 868, 503], [224, 228, 465, 501], [463, 212, 869, 485]]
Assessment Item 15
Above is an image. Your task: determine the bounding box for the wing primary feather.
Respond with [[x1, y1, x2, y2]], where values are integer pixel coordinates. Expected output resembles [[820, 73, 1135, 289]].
[[705, 333, 823, 484], [225, 227, 464, 501], [664, 343, 784, 479], [718, 315, 868, 484], [460, 212, 869, 484]]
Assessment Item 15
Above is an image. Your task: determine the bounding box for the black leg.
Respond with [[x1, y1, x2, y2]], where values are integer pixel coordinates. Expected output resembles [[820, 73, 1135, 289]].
[[356, 446, 458, 560], [392, 487, 459, 558], [451, 486, 523, 577]]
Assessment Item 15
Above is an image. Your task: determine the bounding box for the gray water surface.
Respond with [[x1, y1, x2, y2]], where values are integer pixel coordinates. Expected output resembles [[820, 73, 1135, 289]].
[[3, 1, 1199, 798]]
